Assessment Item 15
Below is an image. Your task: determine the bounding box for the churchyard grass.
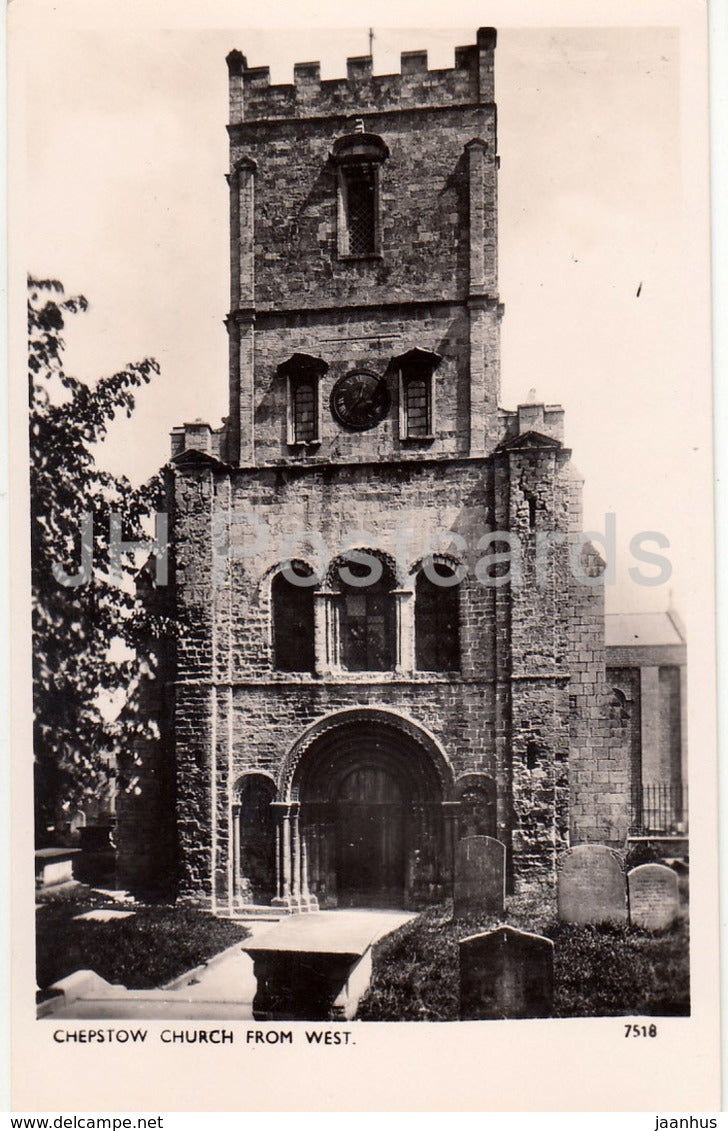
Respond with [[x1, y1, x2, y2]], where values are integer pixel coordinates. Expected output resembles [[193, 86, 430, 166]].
[[36, 884, 250, 995], [358, 891, 689, 1020]]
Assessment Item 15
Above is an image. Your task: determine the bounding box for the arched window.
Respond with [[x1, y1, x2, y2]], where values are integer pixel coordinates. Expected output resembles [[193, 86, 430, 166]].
[[341, 164, 377, 256], [415, 563, 460, 672], [272, 563, 315, 672], [335, 555, 396, 672], [238, 775, 276, 903], [331, 128, 389, 260]]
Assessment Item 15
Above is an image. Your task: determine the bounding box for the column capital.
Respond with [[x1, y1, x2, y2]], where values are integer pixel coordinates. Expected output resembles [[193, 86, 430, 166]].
[[394, 585, 415, 675], [271, 801, 297, 816]]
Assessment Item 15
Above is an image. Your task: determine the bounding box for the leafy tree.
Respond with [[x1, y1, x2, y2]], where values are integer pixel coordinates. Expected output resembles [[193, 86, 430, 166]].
[[28, 275, 167, 843]]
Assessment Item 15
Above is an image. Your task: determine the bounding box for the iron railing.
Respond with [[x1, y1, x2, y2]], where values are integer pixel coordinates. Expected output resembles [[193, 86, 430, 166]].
[[632, 782, 688, 835]]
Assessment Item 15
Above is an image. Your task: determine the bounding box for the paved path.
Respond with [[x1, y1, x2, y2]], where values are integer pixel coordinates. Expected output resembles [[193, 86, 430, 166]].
[[40, 910, 413, 1021]]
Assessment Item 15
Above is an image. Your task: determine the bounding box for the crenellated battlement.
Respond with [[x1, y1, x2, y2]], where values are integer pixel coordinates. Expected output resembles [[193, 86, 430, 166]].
[[226, 28, 496, 124]]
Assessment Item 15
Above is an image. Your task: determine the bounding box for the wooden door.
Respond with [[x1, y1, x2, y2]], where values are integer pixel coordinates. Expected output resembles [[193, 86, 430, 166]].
[[336, 766, 405, 907]]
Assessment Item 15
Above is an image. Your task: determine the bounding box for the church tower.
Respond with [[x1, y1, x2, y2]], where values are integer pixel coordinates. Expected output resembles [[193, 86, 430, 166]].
[[120, 31, 632, 910], [220, 28, 501, 468]]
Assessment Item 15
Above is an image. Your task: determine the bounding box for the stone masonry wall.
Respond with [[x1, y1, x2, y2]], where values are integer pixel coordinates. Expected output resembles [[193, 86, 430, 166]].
[[132, 27, 636, 905], [251, 305, 499, 464], [491, 440, 574, 889], [230, 104, 496, 312], [171, 457, 502, 900], [210, 459, 495, 681], [567, 469, 631, 845], [606, 666, 642, 824], [227, 31, 496, 122], [169, 434, 597, 902], [223, 29, 501, 467]]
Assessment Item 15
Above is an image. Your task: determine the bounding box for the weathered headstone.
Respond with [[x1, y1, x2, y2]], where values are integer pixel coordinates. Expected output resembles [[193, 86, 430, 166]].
[[454, 835, 506, 918], [34, 847, 81, 890], [557, 844, 627, 925], [459, 926, 554, 1019], [628, 863, 679, 930]]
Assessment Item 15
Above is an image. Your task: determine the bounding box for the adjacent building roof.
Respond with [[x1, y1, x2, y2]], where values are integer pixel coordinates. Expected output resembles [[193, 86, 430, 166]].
[[605, 611, 685, 649]]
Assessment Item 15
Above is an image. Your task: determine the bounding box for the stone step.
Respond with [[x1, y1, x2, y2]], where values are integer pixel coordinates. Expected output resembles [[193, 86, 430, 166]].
[[217, 904, 288, 921]]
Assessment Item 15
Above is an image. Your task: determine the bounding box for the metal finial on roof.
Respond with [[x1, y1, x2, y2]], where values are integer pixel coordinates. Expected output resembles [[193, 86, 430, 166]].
[[527, 387, 538, 403]]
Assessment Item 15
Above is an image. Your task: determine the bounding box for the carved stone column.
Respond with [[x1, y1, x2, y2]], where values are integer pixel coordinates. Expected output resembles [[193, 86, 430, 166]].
[[271, 802, 292, 909], [231, 803, 242, 905], [299, 818, 318, 911], [274, 818, 281, 901], [291, 804, 302, 909], [393, 589, 414, 674], [271, 801, 317, 912], [313, 592, 330, 676], [314, 591, 344, 676]]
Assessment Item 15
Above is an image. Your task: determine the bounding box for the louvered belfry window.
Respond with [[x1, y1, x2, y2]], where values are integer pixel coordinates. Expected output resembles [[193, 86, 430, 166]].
[[331, 127, 389, 259]]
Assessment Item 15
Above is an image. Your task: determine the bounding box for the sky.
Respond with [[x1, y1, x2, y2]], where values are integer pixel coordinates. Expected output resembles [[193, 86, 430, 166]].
[[10, 0, 713, 617]]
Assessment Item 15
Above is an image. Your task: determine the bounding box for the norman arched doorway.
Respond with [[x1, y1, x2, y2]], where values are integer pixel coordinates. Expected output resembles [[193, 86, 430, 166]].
[[275, 711, 455, 910]]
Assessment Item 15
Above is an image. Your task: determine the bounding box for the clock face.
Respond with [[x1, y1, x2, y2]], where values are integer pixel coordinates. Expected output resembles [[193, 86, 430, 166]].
[[330, 370, 390, 430]]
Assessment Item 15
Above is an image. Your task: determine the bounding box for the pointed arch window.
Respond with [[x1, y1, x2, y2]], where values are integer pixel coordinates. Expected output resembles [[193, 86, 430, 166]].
[[272, 563, 316, 672], [415, 562, 461, 672]]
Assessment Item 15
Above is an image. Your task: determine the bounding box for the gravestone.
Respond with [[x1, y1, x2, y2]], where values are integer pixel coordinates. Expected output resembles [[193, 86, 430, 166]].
[[628, 863, 679, 931], [454, 835, 506, 918], [459, 926, 554, 1019], [34, 847, 81, 890], [557, 844, 627, 925], [244, 911, 413, 1020]]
